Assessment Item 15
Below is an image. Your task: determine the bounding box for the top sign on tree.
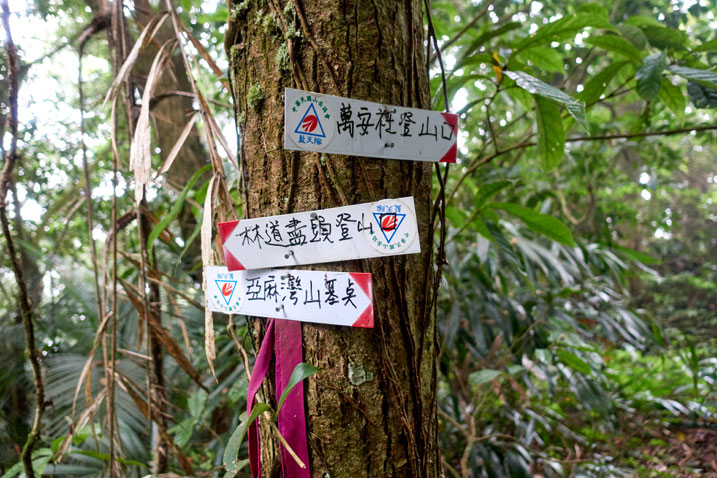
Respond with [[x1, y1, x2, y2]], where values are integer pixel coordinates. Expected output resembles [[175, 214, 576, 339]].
[[284, 88, 458, 163]]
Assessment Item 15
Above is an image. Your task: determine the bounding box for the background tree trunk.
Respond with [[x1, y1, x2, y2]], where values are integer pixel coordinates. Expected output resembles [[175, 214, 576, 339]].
[[226, 1, 439, 477]]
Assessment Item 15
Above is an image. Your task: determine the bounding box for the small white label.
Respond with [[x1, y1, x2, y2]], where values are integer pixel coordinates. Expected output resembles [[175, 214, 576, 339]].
[[218, 197, 421, 271], [284, 88, 458, 163], [205, 266, 374, 328]]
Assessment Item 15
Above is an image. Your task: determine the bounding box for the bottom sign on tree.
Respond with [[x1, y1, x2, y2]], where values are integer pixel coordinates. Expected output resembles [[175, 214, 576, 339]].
[[204, 266, 374, 328]]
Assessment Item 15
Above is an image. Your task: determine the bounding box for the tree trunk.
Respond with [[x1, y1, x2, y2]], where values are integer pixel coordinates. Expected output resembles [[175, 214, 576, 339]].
[[226, 2, 438, 477]]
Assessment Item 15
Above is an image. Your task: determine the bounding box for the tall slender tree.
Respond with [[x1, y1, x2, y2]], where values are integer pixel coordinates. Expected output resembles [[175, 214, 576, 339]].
[[226, 1, 440, 476]]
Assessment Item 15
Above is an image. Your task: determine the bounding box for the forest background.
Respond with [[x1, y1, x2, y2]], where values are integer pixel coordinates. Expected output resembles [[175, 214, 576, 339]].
[[0, 0, 715, 477]]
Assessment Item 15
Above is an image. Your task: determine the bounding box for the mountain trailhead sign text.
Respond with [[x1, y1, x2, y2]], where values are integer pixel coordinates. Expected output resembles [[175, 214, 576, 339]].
[[205, 266, 374, 328], [284, 88, 458, 163], [218, 197, 421, 271]]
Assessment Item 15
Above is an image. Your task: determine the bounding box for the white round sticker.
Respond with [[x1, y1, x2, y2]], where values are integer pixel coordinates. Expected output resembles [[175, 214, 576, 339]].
[[363, 198, 418, 254], [286, 92, 335, 151]]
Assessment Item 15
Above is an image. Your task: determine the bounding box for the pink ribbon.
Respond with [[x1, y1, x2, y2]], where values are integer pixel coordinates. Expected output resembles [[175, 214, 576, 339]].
[[246, 319, 310, 478]]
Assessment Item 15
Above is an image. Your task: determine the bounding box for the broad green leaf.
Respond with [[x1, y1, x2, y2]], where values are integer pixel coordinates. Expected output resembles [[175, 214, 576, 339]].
[[687, 81, 717, 108], [188, 389, 208, 419], [473, 181, 512, 211], [506, 85, 534, 111], [1, 449, 53, 478], [169, 418, 196, 448], [223, 402, 272, 474], [658, 78, 685, 120], [464, 22, 522, 56], [469, 369, 502, 385], [147, 163, 211, 266], [585, 35, 642, 62], [694, 37, 717, 52], [446, 206, 470, 229], [535, 348, 553, 364], [535, 96, 565, 171], [625, 15, 661, 27], [515, 47, 564, 73], [576, 3, 609, 18], [556, 349, 592, 374], [667, 65, 717, 88], [640, 25, 689, 51], [516, 13, 614, 53], [635, 52, 666, 100], [617, 24, 647, 50], [489, 203, 575, 246], [503, 70, 588, 131], [577, 60, 629, 104], [275, 363, 319, 416]]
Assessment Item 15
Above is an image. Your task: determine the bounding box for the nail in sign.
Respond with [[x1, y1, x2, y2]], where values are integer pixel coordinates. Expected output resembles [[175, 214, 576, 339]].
[[218, 197, 421, 271], [284, 88, 458, 163], [205, 266, 374, 328]]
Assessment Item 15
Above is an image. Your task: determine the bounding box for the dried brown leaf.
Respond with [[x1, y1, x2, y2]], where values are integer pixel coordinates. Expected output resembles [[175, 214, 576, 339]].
[[103, 13, 169, 108], [155, 112, 199, 178], [130, 40, 174, 205]]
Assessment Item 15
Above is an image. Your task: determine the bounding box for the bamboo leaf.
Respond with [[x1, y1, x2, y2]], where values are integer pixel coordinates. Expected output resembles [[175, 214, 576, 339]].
[[489, 203, 575, 246]]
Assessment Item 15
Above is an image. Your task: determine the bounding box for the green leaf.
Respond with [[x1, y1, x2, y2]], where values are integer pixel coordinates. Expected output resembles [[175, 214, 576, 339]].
[[516, 13, 614, 53], [617, 24, 648, 50], [276, 363, 318, 416], [489, 203, 575, 246], [463, 22, 522, 57], [71, 450, 147, 468], [147, 163, 211, 266], [635, 52, 666, 100], [658, 78, 685, 120], [535, 96, 565, 171], [577, 3, 609, 18], [169, 418, 196, 448], [504, 70, 588, 131], [223, 402, 272, 474], [585, 35, 642, 62], [615, 245, 660, 265], [469, 369, 502, 385], [1, 449, 53, 478], [473, 181, 512, 211], [577, 61, 629, 104], [687, 81, 717, 108], [188, 389, 208, 419], [694, 37, 717, 52], [515, 47, 564, 73], [556, 349, 592, 374], [667, 65, 717, 88], [640, 25, 689, 51], [625, 15, 661, 27]]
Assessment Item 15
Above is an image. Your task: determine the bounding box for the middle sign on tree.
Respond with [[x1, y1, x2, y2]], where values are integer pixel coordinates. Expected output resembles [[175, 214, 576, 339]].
[[218, 197, 421, 271]]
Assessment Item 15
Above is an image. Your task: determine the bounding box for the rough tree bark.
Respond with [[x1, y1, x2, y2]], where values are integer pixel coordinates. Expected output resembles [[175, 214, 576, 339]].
[[226, 1, 439, 477]]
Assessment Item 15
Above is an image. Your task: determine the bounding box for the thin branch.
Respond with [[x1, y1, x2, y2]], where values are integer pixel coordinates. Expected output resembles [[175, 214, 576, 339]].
[[0, 4, 44, 478], [439, 0, 494, 54]]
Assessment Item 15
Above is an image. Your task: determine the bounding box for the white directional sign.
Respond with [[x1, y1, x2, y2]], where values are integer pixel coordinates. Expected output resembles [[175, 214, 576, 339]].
[[205, 266, 374, 328], [218, 197, 421, 271], [284, 88, 458, 163]]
